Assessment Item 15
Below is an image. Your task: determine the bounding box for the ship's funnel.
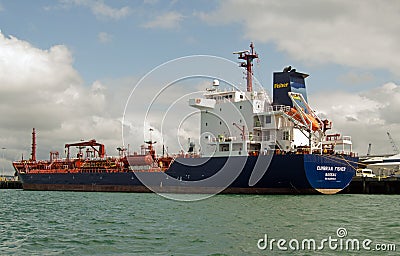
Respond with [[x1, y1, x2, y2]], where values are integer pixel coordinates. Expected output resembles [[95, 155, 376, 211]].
[[272, 69, 309, 107]]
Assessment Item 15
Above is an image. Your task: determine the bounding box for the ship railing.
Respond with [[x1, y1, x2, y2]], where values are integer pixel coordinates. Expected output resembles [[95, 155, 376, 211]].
[[169, 153, 201, 159], [324, 134, 352, 142], [267, 105, 291, 112], [210, 135, 276, 143], [243, 135, 277, 142], [208, 95, 235, 103], [342, 136, 352, 141], [211, 136, 238, 143], [333, 151, 358, 157]]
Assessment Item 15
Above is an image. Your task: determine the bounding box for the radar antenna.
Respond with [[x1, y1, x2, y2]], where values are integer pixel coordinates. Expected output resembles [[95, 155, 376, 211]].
[[234, 42, 259, 92]]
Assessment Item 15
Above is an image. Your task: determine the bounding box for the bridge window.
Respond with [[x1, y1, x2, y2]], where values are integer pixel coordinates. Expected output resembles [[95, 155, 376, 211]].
[[219, 144, 229, 152], [283, 131, 290, 140]]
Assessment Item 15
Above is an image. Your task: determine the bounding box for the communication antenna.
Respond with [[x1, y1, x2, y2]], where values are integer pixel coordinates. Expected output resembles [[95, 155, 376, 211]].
[[233, 42, 258, 92]]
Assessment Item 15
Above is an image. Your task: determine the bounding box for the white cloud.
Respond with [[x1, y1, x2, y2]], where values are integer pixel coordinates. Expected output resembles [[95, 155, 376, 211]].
[[143, 11, 184, 29], [0, 32, 125, 174], [0, 33, 80, 92], [338, 71, 375, 85], [0, 31, 218, 175], [62, 0, 131, 20], [97, 31, 113, 43], [91, 1, 130, 19], [200, 0, 400, 74], [311, 82, 400, 154]]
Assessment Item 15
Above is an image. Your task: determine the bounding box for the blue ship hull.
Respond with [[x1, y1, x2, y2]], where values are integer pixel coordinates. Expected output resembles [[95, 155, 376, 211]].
[[18, 154, 357, 195]]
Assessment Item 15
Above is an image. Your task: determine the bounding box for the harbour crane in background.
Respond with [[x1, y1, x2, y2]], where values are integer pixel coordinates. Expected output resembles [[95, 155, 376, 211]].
[[367, 143, 372, 156], [387, 132, 399, 154], [360, 133, 400, 176]]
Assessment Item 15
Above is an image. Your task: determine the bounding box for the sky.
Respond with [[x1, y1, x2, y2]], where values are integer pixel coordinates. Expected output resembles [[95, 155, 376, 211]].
[[1, 0, 400, 175]]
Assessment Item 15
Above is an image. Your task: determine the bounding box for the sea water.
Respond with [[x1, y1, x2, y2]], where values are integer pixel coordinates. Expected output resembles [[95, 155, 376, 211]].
[[0, 190, 399, 255]]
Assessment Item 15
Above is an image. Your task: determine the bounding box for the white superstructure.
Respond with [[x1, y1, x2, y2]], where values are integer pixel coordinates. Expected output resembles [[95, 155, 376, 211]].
[[190, 87, 276, 157], [188, 43, 354, 158]]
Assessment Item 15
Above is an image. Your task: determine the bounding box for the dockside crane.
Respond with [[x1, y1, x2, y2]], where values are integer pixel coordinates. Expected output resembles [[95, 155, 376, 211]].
[[367, 143, 372, 156], [387, 132, 399, 154]]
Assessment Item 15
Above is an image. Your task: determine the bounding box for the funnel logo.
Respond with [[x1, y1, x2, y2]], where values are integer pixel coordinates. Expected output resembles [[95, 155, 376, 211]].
[[122, 50, 275, 201]]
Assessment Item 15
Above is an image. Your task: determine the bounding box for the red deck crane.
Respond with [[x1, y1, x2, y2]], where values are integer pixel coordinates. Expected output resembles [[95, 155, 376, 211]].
[[65, 139, 105, 159]]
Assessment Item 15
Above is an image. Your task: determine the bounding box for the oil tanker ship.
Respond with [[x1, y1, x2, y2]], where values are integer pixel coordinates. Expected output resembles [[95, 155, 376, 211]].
[[13, 43, 358, 194]]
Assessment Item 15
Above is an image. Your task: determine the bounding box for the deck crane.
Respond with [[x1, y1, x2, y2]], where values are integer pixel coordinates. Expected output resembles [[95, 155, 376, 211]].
[[387, 132, 399, 154]]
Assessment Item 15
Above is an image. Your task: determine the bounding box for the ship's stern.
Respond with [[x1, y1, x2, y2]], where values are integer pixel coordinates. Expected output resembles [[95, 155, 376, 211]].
[[304, 154, 357, 194]]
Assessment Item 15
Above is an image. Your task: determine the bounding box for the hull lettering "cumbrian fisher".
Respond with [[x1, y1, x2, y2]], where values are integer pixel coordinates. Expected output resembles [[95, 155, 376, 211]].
[[317, 166, 347, 172]]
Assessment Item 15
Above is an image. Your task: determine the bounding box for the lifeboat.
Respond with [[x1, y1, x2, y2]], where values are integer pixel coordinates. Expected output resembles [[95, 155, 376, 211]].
[[287, 108, 320, 131]]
